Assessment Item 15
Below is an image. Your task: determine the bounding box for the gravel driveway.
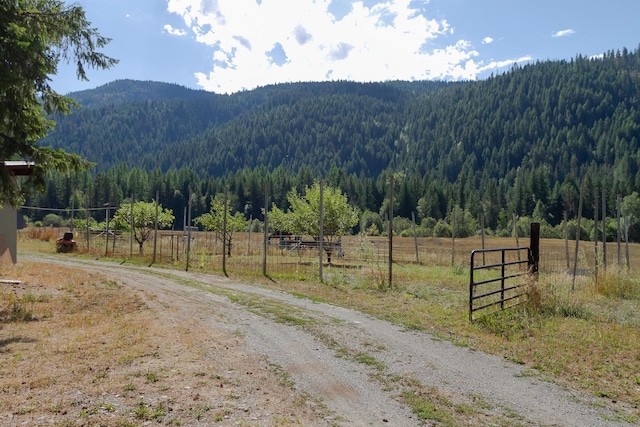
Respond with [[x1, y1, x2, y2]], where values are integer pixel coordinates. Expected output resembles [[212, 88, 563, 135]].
[[25, 254, 627, 426]]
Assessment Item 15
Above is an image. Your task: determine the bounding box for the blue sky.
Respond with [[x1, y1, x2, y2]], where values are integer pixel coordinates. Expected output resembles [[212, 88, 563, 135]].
[[53, 0, 640, 95]]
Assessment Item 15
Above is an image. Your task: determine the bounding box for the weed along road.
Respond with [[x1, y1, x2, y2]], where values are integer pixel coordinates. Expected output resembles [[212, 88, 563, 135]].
[[20, 254, 628, 426]]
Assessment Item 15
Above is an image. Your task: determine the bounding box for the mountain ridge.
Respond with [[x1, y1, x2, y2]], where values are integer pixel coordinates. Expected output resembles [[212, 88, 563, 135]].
[[37, 47, 640, 227]]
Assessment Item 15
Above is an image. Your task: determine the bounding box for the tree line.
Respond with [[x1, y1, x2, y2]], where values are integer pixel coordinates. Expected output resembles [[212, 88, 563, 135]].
[[25, 161, 640, 243]]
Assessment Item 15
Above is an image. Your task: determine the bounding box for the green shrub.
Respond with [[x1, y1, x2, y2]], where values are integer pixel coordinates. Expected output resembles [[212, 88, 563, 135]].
[[432, 220, 451, 237], [42, 213, 66, 227]]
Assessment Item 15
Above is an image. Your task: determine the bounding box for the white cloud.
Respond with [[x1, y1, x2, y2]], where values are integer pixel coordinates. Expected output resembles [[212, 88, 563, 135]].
[[482, 36, 493, 44], [475, 56, 534, 75], [166, 0, 484, 93], [164, 24, 187, 36], [552, 29, 575, 38]]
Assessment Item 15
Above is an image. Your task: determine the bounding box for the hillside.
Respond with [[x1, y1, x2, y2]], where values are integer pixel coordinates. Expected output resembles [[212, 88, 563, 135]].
[[44, 79, 449, 177], [63, 79, 213, 107], [43, 49, 640, 184]]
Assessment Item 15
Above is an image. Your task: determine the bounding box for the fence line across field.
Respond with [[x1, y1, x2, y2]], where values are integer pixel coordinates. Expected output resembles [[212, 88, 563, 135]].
[[18, 181, 637, 285], [20, 224, 638, 283]]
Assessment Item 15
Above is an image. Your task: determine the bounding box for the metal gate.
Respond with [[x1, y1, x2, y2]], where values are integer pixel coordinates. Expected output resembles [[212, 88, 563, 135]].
[[469, 223, 540, 322]]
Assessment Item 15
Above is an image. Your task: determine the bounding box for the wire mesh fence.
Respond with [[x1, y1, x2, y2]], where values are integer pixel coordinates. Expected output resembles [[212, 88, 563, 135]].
[[17, 197, 640, 288], [19, 223, 640, 286]]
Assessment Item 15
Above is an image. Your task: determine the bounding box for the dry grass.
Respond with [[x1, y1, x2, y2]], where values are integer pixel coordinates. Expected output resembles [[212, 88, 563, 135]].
[[472, 271, 640, 415], [0, 264, 152, 423], [22, 228, 640, 275], [23, 227, 57, 242], [14, 231, 640, 423], [0, 262, 319, 426]]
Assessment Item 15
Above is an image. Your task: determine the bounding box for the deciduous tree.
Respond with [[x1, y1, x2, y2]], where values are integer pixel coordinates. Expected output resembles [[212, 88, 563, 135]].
[[194, 193, 248, 256], [269, 182, 359, 262], [112, 201, 174, 254]]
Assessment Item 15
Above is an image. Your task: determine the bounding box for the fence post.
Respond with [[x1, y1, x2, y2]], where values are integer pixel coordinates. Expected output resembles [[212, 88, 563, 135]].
[[594, 186, 599, 283], [263, 182, 269, 277], [469, 250, 475, 322], [617, 194, 621, 272], [572, 180, 584, 291], [112, 208, 116, 254], [388, 175, 394, 288], [70, 197, 75, 232], [564, 210, 569, 270], [105, 203, 110, 257], [513, 212, 520, 261], [85, 196, 90, 251], [222, 189, 228, 276], [412, 212, 419, 264], [186, 187, 192, 272], [318, 180, 324, 282], [602, 187, 606, 270], [500, 250, 505, 310], [451, 209, 455, 266], [624, 213, 630, 271], [129, 193, 134, 258], [152, 191, 158, 265], [480, 214, 486, 265], [529, 222, 540, 279]]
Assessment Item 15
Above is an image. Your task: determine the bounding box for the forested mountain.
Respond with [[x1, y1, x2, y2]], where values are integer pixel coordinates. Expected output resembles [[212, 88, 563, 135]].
[[33, 46, 640, 237], [44, 79, 448, 176], [63, 79, 213, 108]]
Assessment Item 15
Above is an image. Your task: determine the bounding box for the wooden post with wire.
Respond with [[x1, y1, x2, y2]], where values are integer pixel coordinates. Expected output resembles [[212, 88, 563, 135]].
[[388, 175, 394, 288]]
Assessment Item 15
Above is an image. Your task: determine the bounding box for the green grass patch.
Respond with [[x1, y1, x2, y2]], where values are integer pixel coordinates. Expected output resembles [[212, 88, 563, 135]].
[[353, 352, 386, 371], [400, 390, 453, 425]]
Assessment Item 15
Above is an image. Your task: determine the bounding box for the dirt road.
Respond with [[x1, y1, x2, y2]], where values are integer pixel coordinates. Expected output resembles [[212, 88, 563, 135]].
[[21, 255, 627, 426]]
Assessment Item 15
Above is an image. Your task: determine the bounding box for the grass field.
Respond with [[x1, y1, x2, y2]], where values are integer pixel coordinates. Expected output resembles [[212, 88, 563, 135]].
[[9, 228, 640, 423]]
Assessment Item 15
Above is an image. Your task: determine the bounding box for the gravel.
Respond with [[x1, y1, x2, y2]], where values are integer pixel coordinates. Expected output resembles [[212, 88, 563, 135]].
[[26, 254, 628, 426]]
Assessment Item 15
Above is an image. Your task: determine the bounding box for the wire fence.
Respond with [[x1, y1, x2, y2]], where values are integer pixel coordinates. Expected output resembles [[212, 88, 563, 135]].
[[18, 223, 640, 287], [17, 180, 636, 286]]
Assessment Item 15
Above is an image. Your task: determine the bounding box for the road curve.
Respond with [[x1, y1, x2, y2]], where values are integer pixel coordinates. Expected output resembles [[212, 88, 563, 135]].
[[23, 254, 627, 427]]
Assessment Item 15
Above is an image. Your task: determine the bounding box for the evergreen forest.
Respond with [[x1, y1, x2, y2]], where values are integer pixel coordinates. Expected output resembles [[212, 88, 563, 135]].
[[29, 46, 640, 239]]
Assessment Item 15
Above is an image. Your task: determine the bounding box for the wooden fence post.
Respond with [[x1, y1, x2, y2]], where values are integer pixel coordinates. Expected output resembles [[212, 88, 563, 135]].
[[222, 189, 228, 276], [451, 210, 456, 266], [388, 175, 393, 288], [152, 191, 158, 265], [602, 187, 606, 270], [129, 193, 134, 258], [617, 194, 621, 272], [185, 187, 192, 271], [85, 196, 90, 251], [105, 203, 110, 257], [594, 186, 599, 282], [263, 182, 269, 277], [412, 212, 419, 264], [572, 180, 584, 291], [318, 180, 324, 282], [564, 210, 569, 270]]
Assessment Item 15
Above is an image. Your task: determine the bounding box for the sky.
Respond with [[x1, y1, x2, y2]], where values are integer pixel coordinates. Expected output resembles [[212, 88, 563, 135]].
[[53, 0, 640, 95]]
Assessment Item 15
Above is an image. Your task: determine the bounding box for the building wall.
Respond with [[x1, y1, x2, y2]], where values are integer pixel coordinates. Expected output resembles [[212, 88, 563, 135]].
[[0, 207, 17, 265]]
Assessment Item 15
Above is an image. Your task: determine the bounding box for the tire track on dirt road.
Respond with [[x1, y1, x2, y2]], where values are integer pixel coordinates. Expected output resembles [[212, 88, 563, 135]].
[[24, 254, 629, 426]]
